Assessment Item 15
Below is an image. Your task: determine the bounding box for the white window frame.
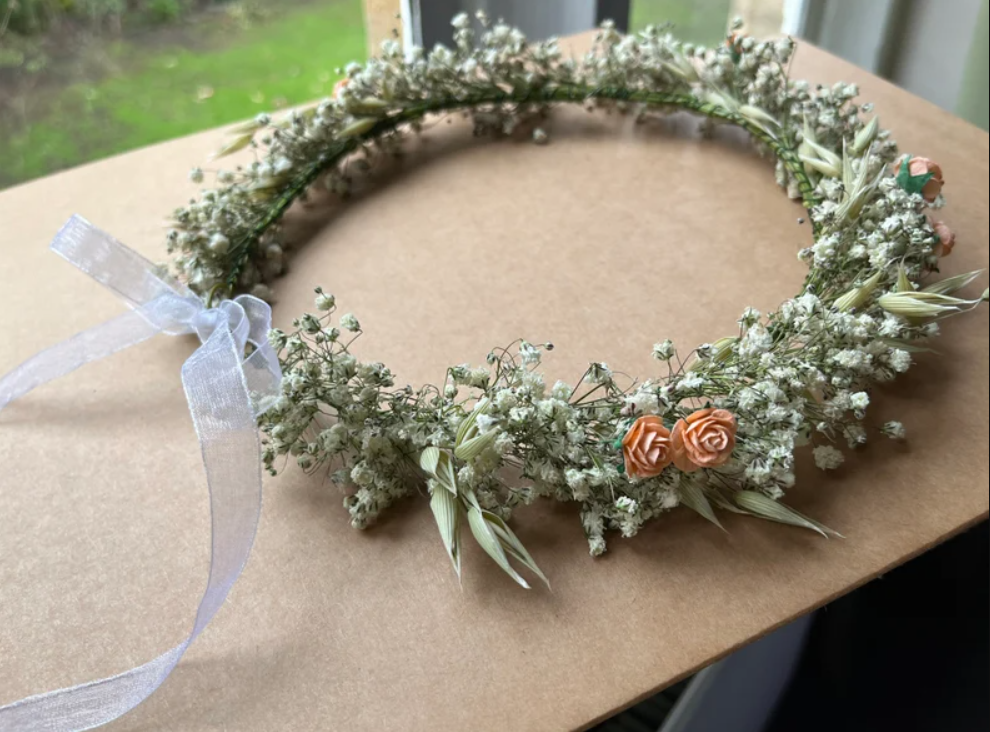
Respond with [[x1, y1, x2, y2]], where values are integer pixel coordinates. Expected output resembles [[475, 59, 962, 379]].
[[781, 0, 811, 36], [795, 0, 902, 74], [796, 0, 984, 114]]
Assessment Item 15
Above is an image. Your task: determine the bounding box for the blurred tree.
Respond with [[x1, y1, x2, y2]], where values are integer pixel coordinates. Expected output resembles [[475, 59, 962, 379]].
[[0, 0, 224, 35]]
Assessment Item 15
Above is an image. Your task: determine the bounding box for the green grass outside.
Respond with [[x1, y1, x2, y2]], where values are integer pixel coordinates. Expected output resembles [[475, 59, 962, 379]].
[[1, 1, 367, 188], [630, 0, 733, 43], [1, 0, 737, 189]]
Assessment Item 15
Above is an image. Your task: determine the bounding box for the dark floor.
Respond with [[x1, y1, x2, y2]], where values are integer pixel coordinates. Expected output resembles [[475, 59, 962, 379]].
[[592, 680, 693, 731], [597, 521, 989, 732], [769, 521, 989, 732]]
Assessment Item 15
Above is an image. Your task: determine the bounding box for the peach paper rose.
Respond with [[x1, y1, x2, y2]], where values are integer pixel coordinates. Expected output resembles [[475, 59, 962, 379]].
[[671, 409, 738, 473], [622, 416, 674, 479], [931, 220, 956, 257], [907, 157, 944, 203]]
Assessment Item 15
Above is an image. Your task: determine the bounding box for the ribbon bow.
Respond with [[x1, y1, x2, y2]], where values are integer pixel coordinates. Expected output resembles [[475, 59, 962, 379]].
[[0, 216, 282, 732]]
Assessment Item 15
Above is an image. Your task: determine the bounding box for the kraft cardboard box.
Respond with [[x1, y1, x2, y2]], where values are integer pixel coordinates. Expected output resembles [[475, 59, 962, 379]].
[[1, 39, 987, 731]]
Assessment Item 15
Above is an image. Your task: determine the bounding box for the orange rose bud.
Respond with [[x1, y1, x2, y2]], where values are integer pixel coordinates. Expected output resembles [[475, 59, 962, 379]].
[[622, 416, 674, 479], [333, 78, 351, 98], [671, 408, 738, 473], [931, 220, 956, 257], [908, 157, 944, 203]]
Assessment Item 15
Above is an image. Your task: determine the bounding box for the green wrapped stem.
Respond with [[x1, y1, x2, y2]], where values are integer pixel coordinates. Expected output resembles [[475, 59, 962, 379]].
[[222, 85, 820, 295]]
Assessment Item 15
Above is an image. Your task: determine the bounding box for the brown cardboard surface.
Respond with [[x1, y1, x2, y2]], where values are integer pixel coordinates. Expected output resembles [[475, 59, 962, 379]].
[[1, 40, 988, 732]]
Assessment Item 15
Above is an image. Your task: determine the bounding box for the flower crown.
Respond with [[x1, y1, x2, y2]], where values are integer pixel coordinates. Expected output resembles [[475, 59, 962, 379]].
[[170, 15, 988, 587]]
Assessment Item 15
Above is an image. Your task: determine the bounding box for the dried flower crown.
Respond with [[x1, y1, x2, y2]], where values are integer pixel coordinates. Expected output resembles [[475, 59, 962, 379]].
[[169, 15, 988, 587]]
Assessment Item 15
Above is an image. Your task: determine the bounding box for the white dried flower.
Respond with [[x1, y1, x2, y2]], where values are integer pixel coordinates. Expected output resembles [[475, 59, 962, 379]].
[[814, 445, 845, 471], [208, 234, 230, 254], [677, 374, 704, 392], [494, 389, 518, 411], [519, 341, 542, 366], [339, 313, 361, 332], [882, 422, 907, 440], [315, 291, 336, 311], [850, 392, 870, 410], [653, 340, 676, 361], [888, 349, 912, 373], [615, 496, 638, 514]]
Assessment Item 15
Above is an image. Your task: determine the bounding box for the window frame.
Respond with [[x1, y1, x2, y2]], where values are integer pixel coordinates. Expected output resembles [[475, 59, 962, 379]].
[[405, 0, 632, 47], [797, 0, 902, 75]]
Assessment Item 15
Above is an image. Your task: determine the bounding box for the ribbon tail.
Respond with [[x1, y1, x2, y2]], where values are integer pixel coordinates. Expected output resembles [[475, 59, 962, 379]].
[[181, 326, 264, 634], [0, 328, 264, 731], [0, 646, 189, 732], [0, 311, 161, 414]]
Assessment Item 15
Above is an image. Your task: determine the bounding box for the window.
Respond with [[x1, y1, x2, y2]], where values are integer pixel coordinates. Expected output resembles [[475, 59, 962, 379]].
[[6, 0, 983, 192], [0, 1, 378, 190], [2, 0, 803, 190], [630, 0, 735, 43], [409, 0, 792, 46]]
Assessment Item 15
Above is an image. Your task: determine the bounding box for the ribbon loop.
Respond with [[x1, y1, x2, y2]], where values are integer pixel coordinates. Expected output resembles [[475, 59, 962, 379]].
[[0, 217, 282, 732], [51, 215, 195, 312]]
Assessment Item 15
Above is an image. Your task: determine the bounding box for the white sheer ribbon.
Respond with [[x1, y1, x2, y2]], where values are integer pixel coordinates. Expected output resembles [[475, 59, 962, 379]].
[[0, 216, 282, 732]]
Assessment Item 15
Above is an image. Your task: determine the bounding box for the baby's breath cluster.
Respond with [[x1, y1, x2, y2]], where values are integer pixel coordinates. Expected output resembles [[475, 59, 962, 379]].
[[178, 16, 985, 586], [261, 289, 434, 529]]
